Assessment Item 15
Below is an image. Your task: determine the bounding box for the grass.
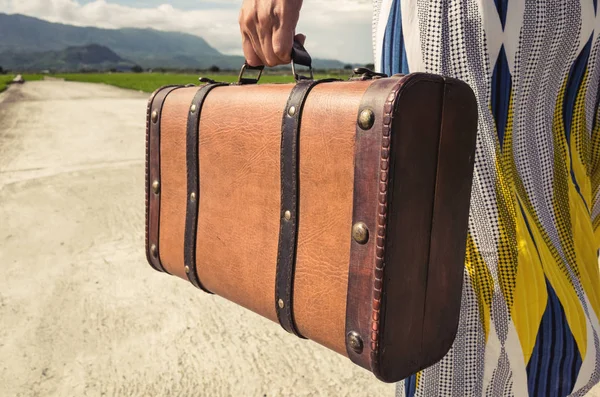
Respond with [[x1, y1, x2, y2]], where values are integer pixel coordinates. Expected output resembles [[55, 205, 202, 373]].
[[53, 71, 351, 93], [0, 75, 13, 93], [0, 74, 44, 93]]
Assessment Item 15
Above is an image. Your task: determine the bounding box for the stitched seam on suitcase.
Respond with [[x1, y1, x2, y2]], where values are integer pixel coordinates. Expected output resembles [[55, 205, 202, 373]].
[[371, 76, 417, 374], [184, 83, 227, 292], [372, 76, 442, 377], [370, 81, 400, 370], [345, 77, 401, 371], [146, 85, 182, 274]]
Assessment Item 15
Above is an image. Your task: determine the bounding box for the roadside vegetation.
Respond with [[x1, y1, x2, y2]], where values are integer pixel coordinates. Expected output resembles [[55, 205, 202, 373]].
[[53, 71, 352, 93], [0, 74, 44, 93], [0, 75, 12, 92], [0, 69, 361, 94]]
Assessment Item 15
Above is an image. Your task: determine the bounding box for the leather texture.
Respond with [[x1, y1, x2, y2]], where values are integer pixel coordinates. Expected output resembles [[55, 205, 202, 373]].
[[145, 74, 478, 383], [407, 76, 478, 376], [146, 85, 183, 274], [159, 87, 199, 279], [184, 83, 227, 292], [373, 75, 446, 380], [358, 74, 477, 382], [293, 80, 375, 354], [345, 77, 403, 370], [275, 79, 336, 337], [196, 84, 294, 321]]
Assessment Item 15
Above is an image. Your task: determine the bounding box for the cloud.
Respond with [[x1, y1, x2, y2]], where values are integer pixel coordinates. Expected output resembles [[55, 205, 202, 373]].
[[0, 0, 374, 63]]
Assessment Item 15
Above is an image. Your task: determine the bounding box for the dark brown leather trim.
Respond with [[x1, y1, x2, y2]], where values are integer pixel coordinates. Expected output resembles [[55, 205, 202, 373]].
[[374, 74, 477, 383], [417, 77, 477, 368], [275, 79, 336, 336], [345, 77, 403, 370], [376, 74, 445, 382], [184, 83, 228, 291], [146, 85, 184, 273]]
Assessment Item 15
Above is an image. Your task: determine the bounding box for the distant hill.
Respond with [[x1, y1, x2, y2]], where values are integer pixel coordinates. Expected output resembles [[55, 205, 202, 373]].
[[0, 13, 347, 71], [0, 44, 135, 72]]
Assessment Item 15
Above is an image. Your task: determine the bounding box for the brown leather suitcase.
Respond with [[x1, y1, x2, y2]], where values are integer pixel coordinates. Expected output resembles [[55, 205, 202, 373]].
[[145, 49, 478, 382]]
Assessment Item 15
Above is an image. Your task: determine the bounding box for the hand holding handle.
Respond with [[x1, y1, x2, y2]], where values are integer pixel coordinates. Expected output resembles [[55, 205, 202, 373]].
[[238, 40, 313, 84]]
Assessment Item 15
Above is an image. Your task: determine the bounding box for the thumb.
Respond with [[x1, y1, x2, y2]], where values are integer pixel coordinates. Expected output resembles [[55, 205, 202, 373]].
[[294, 33, 306, 46]]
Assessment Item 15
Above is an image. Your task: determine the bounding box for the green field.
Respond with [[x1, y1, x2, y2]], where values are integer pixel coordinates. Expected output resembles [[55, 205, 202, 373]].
[[0, 71, 354, 94], [54, 72, 351, 93], [0, 74, 43, 93], [0, 75, 12, 92]]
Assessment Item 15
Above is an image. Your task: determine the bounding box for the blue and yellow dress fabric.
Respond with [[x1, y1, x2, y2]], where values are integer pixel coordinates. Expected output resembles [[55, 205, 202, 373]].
[[372, 0, 600, 395]]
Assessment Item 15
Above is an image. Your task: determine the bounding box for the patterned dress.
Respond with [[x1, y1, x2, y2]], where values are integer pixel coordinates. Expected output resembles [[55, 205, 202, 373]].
[[371, 1, 600, 396]]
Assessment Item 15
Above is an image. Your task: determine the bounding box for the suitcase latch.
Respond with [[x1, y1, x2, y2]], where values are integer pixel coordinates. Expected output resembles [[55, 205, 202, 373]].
[[199, 77, 218, 84], [350, 68, 388, 81]]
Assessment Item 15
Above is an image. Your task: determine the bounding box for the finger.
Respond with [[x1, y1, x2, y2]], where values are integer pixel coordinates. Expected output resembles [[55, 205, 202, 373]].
[[259, 30, 281, 67], [272, 27, 294, 64], [242, 33, 262, 67], [246, 24, 269, 66], [294, 33, 306, 46]]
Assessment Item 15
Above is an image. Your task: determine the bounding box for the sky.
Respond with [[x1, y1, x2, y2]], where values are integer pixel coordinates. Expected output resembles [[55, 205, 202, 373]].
[[0, 0, 374, 63]]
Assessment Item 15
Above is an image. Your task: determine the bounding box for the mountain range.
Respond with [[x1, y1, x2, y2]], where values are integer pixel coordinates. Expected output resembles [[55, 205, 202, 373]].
[[0, 13, 348, 71], [0, 44, 135, 72]]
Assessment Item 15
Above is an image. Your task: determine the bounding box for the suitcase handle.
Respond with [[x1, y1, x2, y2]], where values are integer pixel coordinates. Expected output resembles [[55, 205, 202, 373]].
[[237, 40, 314, 84]]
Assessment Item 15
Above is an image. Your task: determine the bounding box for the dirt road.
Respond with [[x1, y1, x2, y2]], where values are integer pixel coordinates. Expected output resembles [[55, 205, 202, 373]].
[[0, 81, 395, 396]]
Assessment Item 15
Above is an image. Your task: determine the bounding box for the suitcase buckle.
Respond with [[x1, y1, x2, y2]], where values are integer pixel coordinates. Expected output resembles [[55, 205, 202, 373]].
[[291, 61, 314, 82], [350, 68, 388, 81], [237, 63, 265, 85], [198, 77, 217, 84]]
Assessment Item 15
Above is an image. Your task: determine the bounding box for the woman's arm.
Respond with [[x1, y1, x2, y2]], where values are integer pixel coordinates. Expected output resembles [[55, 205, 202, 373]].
[[239, 0, 304, 67]]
